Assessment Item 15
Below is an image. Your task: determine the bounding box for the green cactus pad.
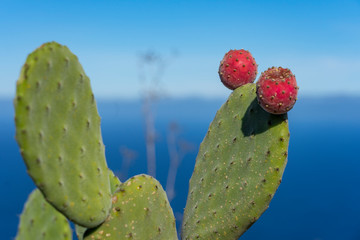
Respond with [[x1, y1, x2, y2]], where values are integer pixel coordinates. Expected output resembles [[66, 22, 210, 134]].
[[75, 225, 86, 240], [181, 84, 290, 240], [15, 189, 72, 240], [108, 169, 121, 194], [76, 169, 121, 240], [14, 42, 112, 228], [84, 174, 178, 240]]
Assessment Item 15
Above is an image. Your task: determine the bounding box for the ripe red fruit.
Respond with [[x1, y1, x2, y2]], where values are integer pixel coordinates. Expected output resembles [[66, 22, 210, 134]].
[[256, 67, 299, 114], [218, 49, 258, 90]]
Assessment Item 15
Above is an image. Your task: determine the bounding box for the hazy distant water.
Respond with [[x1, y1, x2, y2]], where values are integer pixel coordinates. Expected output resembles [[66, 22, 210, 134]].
[[1, 96, 360, 240]]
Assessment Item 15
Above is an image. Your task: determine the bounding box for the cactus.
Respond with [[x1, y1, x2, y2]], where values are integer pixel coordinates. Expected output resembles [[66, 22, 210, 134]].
[[181, 84, 289, 239], [15, 189, 72, 240], [84, 174, 178, 240], [14, 42, 112, 228], [14, 42, 294, 240]]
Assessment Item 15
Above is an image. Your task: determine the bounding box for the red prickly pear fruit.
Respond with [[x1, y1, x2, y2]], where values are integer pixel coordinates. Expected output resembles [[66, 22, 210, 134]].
[[218, 49, 258, 90], [256, 67, 299, 114]]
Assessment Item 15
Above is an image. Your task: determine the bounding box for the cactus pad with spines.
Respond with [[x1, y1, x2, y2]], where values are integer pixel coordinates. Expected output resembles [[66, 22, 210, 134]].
[[15, 189, 72, 240], [14, 42, 112, 228], [84, 174, 178, 240], [181, 83, 290, 239]]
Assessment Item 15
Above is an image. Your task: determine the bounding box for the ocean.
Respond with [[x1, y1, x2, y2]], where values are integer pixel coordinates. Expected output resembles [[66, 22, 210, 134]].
[[1, 96, 360, 240]]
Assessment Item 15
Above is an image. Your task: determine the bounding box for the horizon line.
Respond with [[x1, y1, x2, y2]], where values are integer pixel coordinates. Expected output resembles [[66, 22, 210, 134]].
[[1, 93, 360, 101]]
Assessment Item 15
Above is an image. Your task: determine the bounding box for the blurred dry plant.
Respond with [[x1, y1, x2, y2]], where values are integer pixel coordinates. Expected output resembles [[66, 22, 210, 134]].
[[166, 122, 195, 202], [118, 146, 138, 181], [137, 49, 194, 203], [137, 50, 172, 178]]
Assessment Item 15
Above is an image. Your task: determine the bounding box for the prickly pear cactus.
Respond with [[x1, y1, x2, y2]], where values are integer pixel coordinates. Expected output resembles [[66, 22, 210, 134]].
[[84, 174, 178, 240], [14, 42, 112, 228], [15, 189, 72, 240], [181, 83, 289, 239]]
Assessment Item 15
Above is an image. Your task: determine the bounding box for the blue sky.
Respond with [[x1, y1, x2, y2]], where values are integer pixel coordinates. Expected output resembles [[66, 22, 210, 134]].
[[1, 0, 359, 99]]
